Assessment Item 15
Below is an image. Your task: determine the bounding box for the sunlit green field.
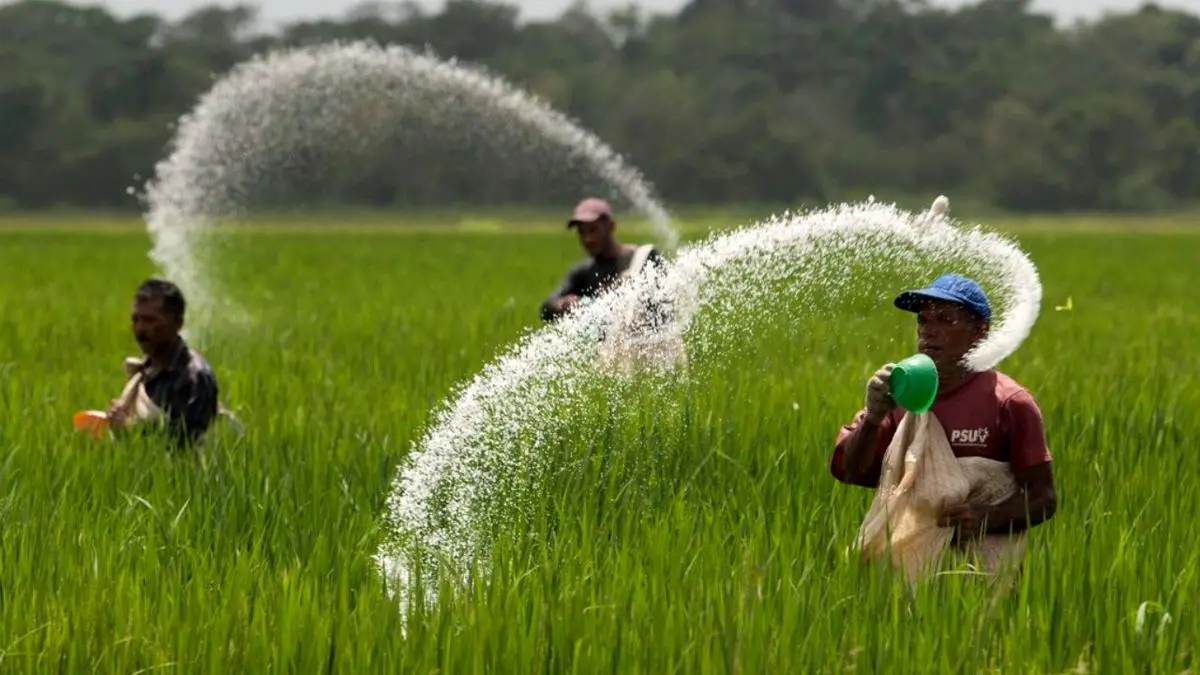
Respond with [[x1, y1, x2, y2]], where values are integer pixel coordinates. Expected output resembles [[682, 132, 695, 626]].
[[0, 212, 1196, 672]]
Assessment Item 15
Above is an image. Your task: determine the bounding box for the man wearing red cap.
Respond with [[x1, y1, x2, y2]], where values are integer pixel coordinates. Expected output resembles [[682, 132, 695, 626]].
[[539, 197, 667, 323]]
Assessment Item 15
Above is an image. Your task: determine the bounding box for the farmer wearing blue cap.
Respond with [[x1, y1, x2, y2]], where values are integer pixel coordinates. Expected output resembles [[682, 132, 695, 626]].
[[831, 273, 1058, 546]]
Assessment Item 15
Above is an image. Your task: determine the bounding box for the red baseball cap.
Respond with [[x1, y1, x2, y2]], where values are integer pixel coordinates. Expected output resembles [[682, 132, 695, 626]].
[[567, 198, 613, 228]]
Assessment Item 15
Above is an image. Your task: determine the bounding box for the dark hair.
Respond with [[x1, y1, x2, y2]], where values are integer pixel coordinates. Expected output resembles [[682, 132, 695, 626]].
[[135, 278, 186, 320]]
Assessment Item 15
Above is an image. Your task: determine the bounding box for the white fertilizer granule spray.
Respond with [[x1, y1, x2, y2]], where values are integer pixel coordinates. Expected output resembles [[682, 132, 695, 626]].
[[140, 40, 678, 342], [374, 196, 1043, 616]]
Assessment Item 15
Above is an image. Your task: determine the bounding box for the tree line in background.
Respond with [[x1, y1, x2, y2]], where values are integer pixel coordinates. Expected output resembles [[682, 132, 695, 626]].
[[2, 0, 1199, 213]]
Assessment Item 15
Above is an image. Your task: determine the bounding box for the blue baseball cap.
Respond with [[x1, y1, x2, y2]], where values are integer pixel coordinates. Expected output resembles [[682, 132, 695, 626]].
[[894, 273, 991, 321]]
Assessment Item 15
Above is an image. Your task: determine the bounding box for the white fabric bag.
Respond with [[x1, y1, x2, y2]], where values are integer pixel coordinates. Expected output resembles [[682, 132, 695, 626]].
[[853, 411, 1027, 583]]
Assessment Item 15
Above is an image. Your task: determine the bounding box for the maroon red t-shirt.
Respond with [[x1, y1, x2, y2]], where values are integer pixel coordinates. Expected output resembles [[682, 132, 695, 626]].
[[830, 370, 1052, 487]]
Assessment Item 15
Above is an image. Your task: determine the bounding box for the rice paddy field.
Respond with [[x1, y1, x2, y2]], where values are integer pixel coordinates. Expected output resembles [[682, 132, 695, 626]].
[[0, 210, 1197, 673]]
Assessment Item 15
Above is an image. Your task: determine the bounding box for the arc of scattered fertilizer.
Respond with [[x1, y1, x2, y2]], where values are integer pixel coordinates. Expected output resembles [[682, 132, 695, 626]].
[[928, 195, 951, 219]]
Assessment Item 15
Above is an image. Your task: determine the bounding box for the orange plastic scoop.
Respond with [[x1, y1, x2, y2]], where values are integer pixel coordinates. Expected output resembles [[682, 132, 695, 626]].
[[72, 410, 110, 439]]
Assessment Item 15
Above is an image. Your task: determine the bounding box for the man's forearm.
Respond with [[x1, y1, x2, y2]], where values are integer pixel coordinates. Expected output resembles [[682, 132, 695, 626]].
[[841, 418, 883, 485], [981, 487, 1058, 534], [540, 298, 563, 321]]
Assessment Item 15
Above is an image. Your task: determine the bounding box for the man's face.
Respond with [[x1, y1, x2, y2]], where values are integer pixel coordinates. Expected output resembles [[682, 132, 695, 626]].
[[131, 296, 180, 354], [915, 300, 988, 369], [574, 218, 612, 256]]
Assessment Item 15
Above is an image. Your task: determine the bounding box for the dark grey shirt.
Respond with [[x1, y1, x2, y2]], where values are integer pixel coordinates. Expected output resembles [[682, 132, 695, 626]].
[[136, 339, 220, 447], [540, 246, 668, 323]]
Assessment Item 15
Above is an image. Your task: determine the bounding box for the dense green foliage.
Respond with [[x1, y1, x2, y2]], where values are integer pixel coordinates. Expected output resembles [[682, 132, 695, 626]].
[[2, 0, 1200, 212], [0, 215, 1195, 671]]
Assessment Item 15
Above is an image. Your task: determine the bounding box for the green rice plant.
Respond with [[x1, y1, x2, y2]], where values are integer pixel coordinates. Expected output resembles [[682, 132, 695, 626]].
[[0, 216, 1195, 673]]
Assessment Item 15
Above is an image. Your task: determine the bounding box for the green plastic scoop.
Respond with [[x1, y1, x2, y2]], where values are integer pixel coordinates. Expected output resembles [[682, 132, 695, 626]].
[[890, 353, 939, 413]]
